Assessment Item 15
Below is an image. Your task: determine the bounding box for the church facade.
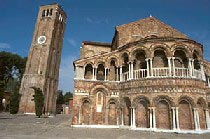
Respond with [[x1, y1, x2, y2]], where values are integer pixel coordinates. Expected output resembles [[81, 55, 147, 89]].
[[72, 16, 210, 133]]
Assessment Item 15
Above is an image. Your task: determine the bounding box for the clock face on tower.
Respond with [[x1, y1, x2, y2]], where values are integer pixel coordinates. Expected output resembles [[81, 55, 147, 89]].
[[37, 36, 46, 44]]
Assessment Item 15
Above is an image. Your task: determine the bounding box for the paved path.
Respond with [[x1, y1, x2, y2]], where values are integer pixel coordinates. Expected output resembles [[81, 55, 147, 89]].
[[0, 112, 210, 139]]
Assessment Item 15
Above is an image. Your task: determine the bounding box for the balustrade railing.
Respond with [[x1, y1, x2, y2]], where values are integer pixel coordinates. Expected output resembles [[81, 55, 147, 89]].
[[152, 67, 169, 77], [133, 69, 147, 79], [174, 67, 189, 77], [82, 68, 203, 82], [122, 71, 129, 81], [121, 67, 194, 81]]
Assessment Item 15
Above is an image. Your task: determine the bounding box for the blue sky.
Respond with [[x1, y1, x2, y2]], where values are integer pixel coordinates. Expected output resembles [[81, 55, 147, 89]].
[[0, 0, 210, 93]]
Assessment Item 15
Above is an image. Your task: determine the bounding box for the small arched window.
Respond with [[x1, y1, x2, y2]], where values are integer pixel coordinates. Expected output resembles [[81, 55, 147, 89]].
[[49, 9, 53, 16], [97, 92, 103, 106], [46, 9, 50, 16], [42, 10, 45, 17]]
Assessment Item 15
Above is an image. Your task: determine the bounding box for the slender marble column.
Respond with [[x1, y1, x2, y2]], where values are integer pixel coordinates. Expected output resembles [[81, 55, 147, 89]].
[[133, 107, 136, 127], [191, 59, 195, 77], [193, 108, 199, 130], [149, 58, 153, 77], [152, 107, 156, 128], [172, 107, 176, 130], [128, 62, 131, 80], [145, 58, 150, 77], [172, 57, 175, 76], [168, 57, 172, 77], [196, 108, 201, 130], [149, 107, 153, 128], [120, 66, 123, 81], [130, 107, 133, 127], [116, 67, 119, 81], [175, 107, 180, 130], [131, 62, 134, 79], [205, 109, 210, 129], [200, 62, 206, 81], [95, 68, 97, 80], [188, 58, 193, 77]]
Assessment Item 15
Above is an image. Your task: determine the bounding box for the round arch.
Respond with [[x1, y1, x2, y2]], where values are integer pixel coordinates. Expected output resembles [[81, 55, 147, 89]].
[[153, 95, 174, 129], [90, 84, 110, 96], [132, 96, 150, 128], [171, 43, 193, 58], [150, 43, 171, 57], [132, 96, 150, 108], [119, 51, 130, 65], [131, 46, 150, 60], [178, 96, 195, 130], [106, 56, 119, 67], [178, 95, 196, 107]]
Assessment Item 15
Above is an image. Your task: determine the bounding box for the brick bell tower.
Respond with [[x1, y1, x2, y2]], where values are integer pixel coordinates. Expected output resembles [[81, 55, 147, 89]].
[[19, 3, 66, 114]]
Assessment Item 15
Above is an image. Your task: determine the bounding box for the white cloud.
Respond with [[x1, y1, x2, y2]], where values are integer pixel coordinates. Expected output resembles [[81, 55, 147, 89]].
[[0, 43, 10, 49], [86, 17, 94, 23], [58, 55, 77, 93], [67, 38, 77, 47], [85, 17, 109, 24]]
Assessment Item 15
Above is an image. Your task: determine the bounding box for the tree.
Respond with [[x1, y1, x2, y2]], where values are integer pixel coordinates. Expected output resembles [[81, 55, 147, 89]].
[[64, 91, 73, 104], [0, 51, 27, 111], [9, 85, 20, 114], [56, 90, 64, 104], [31, 87, 44, 118]]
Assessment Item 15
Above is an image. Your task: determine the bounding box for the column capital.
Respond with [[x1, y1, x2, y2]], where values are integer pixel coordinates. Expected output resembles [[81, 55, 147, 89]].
[[167, 57, 172, 59], [204, 108, 209, 111], [148, 107, 156, 109], [171, 107, 176, 109], [188, 58, 193, 61], [193, 107, 198, 110], [172, 57, 176, 60]]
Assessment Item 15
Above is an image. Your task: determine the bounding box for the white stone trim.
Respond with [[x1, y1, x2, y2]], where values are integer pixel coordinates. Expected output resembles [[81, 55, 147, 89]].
[[24, 112, 36, 115], [71, 125, 210, 134]]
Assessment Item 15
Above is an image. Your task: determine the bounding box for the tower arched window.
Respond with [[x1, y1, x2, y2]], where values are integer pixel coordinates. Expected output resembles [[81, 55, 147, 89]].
[[193, 52, 200, 70], [174, 50, 188, 68], [42, 10, 45, 17], [110, 59, 117, 81], [96, 91, 104, 112], [46, 9, 50, 16], [49, 9, 53, 16], [96, 64, 105, 80]]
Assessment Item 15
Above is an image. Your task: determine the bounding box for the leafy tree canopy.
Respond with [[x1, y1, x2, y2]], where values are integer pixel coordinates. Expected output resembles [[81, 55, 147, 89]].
[[63, 91, 73, 105], [0, 51, 27, 111]]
